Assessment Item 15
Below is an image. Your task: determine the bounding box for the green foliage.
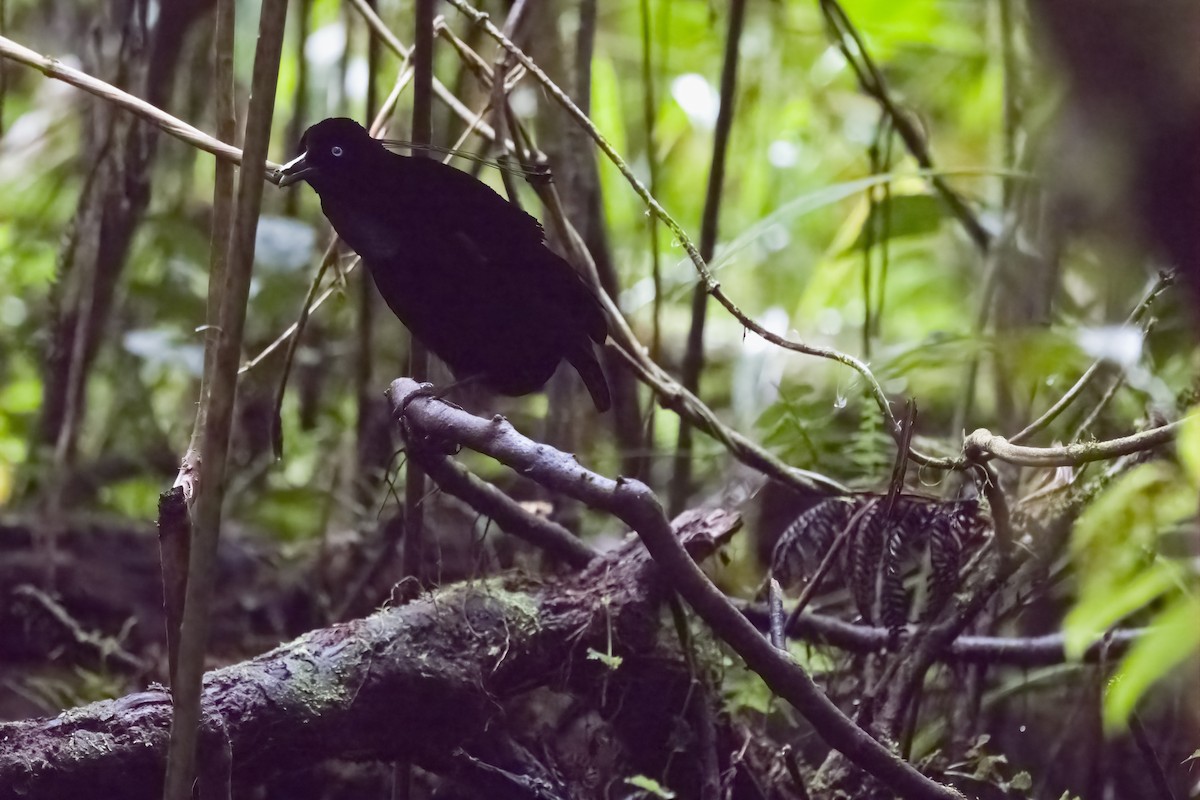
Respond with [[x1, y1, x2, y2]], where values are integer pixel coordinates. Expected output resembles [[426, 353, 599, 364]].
[[1063, 415, 1200, 730], [625, 774, 675, 799], [1178, 412, 1200, 486], [721, 654, 774, 716], [1104, 594, 1200, 731], [21, 667, 127, 711], [944, 735, 1034, 797], [839, 192, 946, 255], [586, 647, 623, 670], [0, 223, 57, 293], [757, 383, 892, 484], [100, 477, 166, 520]]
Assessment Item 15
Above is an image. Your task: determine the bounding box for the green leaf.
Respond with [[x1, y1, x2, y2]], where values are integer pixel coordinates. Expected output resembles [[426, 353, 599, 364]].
[[1065, 461, 1196, 658], [723, 661, 774, 715], [1104, 595, 1200, 731], [1007, 771, 1033, 792], [839, 193, 945, 255], [0, 377, 43, 414], [586, 648, 623, 670], [625, 775, 676, 799], [1177, 409, 1200, 488], [1063, 565, 1179, 659], [1072, 462, 1194, 571]]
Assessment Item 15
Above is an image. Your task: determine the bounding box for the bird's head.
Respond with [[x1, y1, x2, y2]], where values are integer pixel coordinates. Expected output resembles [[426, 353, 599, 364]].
[[277, 117, 378, 189]]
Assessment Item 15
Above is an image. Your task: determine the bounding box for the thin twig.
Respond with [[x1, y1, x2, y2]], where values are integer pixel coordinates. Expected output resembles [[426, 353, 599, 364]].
[[639, 0, 663, 370], [1129, 712, 1179, 800], [739, 603, 1148, 665], [1008, 271, 1174, 444], [0, 34, 279, 175], [606, 338, 847, 494], [13, 585, 147, 673], [269, 236, 340, 455], [402, 0, 436, 588], [1070, 369, 1130, 442], [974, 462, 1013, 561], [410, 447, 598, 568], [344, 0, 509, 147], [768, 578, 786, 650]]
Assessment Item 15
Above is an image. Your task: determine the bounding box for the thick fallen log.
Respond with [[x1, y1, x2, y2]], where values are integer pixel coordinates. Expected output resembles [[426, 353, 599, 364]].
[[0, 510, 738, 800]]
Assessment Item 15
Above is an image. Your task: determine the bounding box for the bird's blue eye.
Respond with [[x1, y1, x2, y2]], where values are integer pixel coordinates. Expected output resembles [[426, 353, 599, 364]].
[[331, 146, 344, 157]]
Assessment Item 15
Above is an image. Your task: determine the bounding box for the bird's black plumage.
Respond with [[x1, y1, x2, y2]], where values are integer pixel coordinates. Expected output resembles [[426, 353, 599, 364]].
[[278, 117, 611, 411]]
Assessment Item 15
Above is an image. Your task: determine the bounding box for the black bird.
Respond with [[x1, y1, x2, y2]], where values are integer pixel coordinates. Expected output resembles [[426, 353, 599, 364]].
[[277, 117, 611, 411]]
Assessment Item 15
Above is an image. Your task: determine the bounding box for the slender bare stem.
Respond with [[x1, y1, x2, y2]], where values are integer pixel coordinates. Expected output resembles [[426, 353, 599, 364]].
[[162, 1, 288, 796], [670, 0, 746, 514]]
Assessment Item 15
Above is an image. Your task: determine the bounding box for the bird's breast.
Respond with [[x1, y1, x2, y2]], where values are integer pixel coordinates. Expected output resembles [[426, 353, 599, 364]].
[[320, 196, 413, 264]]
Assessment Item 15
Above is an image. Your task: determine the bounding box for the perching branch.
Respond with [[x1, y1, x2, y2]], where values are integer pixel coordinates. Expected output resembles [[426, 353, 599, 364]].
[[408, 447, 598, 568], [387, 379, 965, 800], [963, 420, 1184, 468]]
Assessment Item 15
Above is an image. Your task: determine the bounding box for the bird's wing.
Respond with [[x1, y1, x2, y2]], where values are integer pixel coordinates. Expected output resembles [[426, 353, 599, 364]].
[[384, 154, 548, 251], [387, 154, 609, 344]]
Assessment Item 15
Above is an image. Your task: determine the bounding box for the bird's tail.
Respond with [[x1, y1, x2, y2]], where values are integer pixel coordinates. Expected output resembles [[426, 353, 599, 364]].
[[567, 344, 612, 412]]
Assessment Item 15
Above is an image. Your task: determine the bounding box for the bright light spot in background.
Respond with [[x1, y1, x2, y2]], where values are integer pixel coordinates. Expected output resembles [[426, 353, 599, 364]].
[[344, 57, 368, 104], [810, 45, 847, 86], [0, 296, 26, 327], [743, 307, 791, 355], [671, 73, 720, 131], [1077, 325, 1142, 370], [305, 22, 346, 67], [1075, 323, 1174, 405], [510, 86, 539, 118], [3, 110, 54, 152], [817, 308, 843, 337], [768, 140, 799, 169], [123, 329, 205, 376], [761, 223, 790, 253], [733, 307, 791, 426], [255, 216, 316, 273], [0, 75, 77, 179]]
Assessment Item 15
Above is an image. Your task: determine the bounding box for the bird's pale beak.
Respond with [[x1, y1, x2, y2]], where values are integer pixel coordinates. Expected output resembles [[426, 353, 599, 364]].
[[276, 151, 314, 186]]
